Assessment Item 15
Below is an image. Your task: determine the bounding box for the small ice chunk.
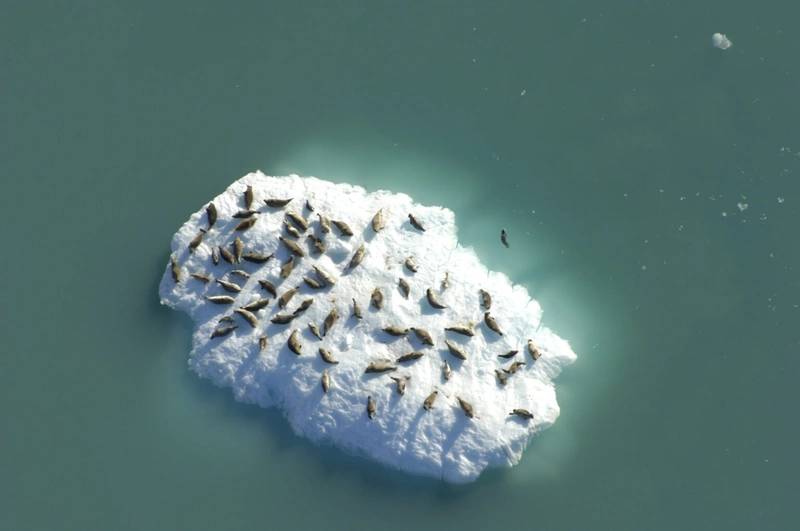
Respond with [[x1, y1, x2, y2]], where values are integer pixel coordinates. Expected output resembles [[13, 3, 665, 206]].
[[159, 173, 576, 483], [737, 202, 749, 212], [712, 33, 733, 50]]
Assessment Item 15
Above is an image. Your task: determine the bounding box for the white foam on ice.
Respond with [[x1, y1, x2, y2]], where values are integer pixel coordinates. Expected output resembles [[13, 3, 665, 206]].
[[159, 172, 577, 482]]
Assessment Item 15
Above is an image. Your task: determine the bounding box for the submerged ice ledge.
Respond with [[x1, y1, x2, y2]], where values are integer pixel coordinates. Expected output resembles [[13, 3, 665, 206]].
[[159, 172, 576, 483]]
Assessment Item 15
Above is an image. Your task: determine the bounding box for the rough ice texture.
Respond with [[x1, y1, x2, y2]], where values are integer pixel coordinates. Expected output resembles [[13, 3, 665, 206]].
[[159, 172, 577, 483], [712, 32, 732, 50]]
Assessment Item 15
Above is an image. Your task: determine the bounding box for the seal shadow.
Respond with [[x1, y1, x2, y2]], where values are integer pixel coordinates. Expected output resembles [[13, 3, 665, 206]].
[[361, 224, 378, 243], [479, 322, 504, 344], [440, 348, 465, 372], [440, 411, 470, 462], [418, 294, 447, 316], [371, 329, 408, 345]]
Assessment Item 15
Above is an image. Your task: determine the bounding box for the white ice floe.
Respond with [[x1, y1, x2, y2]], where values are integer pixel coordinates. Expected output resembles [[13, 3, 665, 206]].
[[712, 32, 733, 50], [159, 172, 577, 483]]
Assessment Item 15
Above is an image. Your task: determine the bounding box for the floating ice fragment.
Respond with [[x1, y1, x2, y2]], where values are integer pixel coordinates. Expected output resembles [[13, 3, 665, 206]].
[[737, 202, 749, 212], [712, 33, 733, 50], [159, 173, 576, 483]]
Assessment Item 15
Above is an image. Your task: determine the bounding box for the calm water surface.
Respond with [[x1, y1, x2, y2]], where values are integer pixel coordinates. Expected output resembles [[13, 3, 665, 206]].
[[2, 1, 798, 530]]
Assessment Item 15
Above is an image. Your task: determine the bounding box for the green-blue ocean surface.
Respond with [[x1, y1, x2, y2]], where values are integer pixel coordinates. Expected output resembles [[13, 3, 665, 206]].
[[2, 1, 798, 530]]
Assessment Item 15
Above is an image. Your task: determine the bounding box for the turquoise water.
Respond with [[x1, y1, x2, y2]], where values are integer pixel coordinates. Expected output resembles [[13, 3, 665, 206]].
[[2, 1, 798, 529]]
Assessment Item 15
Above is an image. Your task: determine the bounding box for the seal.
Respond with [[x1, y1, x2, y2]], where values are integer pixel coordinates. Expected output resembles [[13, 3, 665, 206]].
[[205, 295, 235, 305], [313, 265, 336, 286], [371, 208, 386, 232], [397, 352, 424, 363], [242, 298, 269, 312], [292, 298, 314, 316], [365, 360, 397, 373], [484, 312, 503, 336], [321, 369, 331, 393], [382, 326, 408, 336], [233, 237, 244, 263], [404, 256, 418, 273], [303, 276, 322, 289], [442, 360, 452, 381], [370, 288, 384, 310], [322, 306, 338, 336], [306, 234, 325, 255], [188, 230, 206, 252], [407, 213, 425, 231], [219, 245, 235, 265], [445, 324, 474, 337], [278, 287, 298, 308], [243, 252, 272, 264], [228, 269, 250, 279], [191, 272, 210, 283], [410, 327, 434, 346], [170, 256, 180, 282], [216, 279, 242, 293], [319, 347, 339, 364], [495, 369, 509, 385], [210, 324, 237, 339], [457, 397, 475, 419], [479, 289, 491, 310], [445, 340, 467, 360], [308, 323, 323, 340], [279, 236, 305, 257], [500, 229, 509, 248], [279, 256, 295, 278], [264, 198, 292, 208], [498, 350, 518, 359], [331, 219, 353, 236], [206, 202, 217, 227], [234, 308, 258, 328], [390, 376, 409, 395], [211, 247, 220, 265], [286, 211, 309, 232], [527, 339, 542, 360], [352, 298, 363, 319], [426, 288, 447, 309], [258, 279, 277, 297], [398, 278, 410, 299], [233, 209, 257, 219], [367, 396, 376, 419], [235, 216, 257, 232], [317, 214, 331, 234], [503, 361, 526, 374], [270, 313, 295, 324], [423, 390, 438, 411], [244, 184, 254, 209], [347, 244, 365, 271], [288, 329, 302, 355], [509, 409, 534, 420], [283, 220, 301, 239]]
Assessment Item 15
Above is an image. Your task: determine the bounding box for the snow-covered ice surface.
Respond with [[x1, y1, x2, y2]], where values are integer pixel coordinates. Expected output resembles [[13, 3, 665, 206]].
[[159, 172, 577, 483]]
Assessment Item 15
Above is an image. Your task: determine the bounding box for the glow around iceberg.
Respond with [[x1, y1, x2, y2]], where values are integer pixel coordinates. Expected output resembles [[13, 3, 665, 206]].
[[159, 172, 576, 482]]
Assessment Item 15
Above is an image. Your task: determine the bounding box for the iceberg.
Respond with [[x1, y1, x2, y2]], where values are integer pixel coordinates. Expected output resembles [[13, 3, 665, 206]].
[[159, 172, 576, 482], [712, 32, 733, 50]]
